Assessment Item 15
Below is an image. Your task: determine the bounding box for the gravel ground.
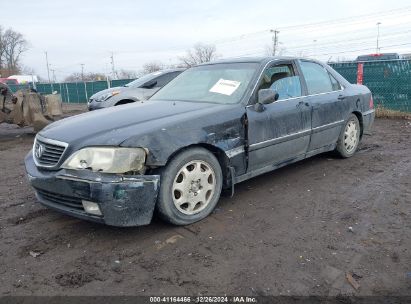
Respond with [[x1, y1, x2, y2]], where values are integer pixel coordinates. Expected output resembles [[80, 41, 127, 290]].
[[0, 104, 410, 296]]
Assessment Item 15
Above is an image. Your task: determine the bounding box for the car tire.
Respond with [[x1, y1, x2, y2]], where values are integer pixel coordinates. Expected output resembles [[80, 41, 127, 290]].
[[336, 114, 361, 158], [156, 147, 223, 225]]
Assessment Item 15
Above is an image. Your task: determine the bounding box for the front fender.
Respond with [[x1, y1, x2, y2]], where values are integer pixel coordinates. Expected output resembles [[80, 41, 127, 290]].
[[119, 106, 247, 173]]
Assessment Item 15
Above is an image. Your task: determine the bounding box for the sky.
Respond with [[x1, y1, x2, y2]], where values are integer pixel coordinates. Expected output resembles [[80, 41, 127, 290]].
[[2, 0, 411, 81]]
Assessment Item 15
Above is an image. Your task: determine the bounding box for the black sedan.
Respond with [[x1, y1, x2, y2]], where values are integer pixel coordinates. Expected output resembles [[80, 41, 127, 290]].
[[25, 57, 375, 226]]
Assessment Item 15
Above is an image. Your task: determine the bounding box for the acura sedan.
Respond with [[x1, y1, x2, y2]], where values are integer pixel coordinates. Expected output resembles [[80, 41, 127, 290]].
[[25, 57, 375, 226]]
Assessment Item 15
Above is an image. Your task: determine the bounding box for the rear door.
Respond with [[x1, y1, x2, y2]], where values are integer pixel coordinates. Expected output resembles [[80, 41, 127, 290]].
[[298, 60, 346, 152], [246, 60, 312, 172]]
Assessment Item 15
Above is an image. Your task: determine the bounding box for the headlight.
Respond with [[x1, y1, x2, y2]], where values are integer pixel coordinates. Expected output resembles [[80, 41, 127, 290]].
[[95, 90, 120, 102], [62, 147, 146, 174]]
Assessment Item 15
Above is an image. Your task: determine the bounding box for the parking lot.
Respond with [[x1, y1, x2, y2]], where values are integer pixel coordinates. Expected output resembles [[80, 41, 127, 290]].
[[0, 105, 410, 296]]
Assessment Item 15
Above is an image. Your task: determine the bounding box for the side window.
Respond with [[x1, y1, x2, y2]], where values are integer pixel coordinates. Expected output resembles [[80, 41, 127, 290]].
[[257, 63, 302, 101], [300, 61, 333, 94], [329, 73, 341, 91], [154, 72, 181, 87]]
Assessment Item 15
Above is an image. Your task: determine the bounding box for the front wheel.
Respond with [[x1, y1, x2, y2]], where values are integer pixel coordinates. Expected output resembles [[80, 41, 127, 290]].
[[336, 114, 361, 158], [156, 147, 223, 225]]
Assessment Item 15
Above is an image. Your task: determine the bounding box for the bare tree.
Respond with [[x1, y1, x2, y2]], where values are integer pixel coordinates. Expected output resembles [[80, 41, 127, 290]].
[[178, 43, 218, 68], [1, 28, 28, 76], [117, 69, 138, 79], [167, 63, 187, 69], [20, 65, 36, 75], [141, 61, 164, 74], [0, 26, 4, 74], [64, 72, 107, 82]]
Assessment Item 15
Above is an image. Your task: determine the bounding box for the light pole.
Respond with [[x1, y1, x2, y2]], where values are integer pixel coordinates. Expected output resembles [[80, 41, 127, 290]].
[[50, 68, 56, 92], [110, 52, 117, 80], [376, 22, 382, 54], [313, 39, 317, 58], [44, 51, 51, 83], [80, 64, 85, 81]]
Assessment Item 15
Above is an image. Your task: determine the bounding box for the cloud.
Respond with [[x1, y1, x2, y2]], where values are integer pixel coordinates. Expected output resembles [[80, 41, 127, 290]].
[[2, 0, 410, 79]]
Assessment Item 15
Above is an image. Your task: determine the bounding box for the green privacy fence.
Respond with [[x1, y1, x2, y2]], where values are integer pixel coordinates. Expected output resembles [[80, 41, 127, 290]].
[[8, 79, 135, 103], [6, 59, 411, 112], [330, 59, 411, 112]]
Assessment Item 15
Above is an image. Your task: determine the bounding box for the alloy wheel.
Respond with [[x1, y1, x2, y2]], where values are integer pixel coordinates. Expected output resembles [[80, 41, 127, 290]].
[[344, 119, 359, 153], [172, 160, 216, 215]]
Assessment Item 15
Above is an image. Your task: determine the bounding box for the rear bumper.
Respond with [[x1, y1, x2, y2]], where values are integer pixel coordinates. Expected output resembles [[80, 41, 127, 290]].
[[25, 153, 160, 227], [362, 109, 375, 135]]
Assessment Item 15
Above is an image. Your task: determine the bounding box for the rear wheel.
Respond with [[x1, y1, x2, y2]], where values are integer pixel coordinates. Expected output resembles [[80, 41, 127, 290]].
[[156, 147, 223, 225], [336, 114, 361, 158]]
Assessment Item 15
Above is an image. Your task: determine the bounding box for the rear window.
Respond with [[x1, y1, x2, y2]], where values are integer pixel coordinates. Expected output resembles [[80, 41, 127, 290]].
[[300, 61, 333, 95]]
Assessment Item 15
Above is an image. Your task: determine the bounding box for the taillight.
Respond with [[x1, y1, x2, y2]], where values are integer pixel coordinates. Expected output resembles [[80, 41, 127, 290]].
[[369, 95, 374, 109]]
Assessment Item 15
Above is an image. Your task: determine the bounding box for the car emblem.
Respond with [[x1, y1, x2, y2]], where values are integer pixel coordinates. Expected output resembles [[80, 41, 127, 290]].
[[35, 143, 44, 158]]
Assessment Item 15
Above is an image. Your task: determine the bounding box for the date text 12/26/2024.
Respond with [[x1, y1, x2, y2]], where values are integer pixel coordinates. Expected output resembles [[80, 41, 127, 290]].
[[149, 296, 257, 303]]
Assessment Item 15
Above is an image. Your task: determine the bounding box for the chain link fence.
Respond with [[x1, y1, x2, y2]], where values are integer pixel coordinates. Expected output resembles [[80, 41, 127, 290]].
[[331, 59, 411, 112], [6, 59, 411, 112], [8, 79, 135, 104]]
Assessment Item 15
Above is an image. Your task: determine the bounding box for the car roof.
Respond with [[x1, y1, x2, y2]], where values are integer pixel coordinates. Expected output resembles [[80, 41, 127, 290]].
[[198, 56, 319, 66], [159, 68, 186, 73]]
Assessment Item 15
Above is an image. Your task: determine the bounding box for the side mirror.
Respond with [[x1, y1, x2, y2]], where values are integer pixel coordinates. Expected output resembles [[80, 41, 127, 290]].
[[141, 80, 157, 89], [254, 89, 279, 112], [258, 89, 279, 104]]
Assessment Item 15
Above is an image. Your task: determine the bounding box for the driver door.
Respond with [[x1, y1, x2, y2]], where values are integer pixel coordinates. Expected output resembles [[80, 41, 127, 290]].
[[246, 60, 312, 172]]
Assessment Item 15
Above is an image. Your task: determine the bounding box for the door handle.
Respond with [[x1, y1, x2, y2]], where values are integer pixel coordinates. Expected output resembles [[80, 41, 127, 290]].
[[297, 100, 310, 107], [338, 94, 346, 100]]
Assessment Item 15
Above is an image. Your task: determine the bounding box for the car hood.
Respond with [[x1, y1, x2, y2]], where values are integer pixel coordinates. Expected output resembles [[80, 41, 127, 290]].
[[90, 86, 125, 99], [39, 100, 231, 148], [90, 86, 156, 101]]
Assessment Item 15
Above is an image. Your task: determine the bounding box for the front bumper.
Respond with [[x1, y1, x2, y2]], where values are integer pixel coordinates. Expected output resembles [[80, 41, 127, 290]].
[[25, 153, 160, 227], [87, 99, 107, 111]]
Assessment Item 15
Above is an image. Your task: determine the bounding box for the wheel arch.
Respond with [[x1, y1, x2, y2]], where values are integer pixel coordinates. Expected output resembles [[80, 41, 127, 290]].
[[352, 111, 364, 138], [152, 143, 231, 188], [115, 99, 136, 106]]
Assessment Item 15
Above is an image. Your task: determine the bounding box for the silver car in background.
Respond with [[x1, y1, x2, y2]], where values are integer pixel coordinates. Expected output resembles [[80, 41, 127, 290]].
[[87, 69, 184, 110]]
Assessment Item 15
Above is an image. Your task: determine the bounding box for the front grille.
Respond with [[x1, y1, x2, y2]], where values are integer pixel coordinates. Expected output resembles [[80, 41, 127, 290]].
[[33, 136, 67, 168], [36, 188, 84, 211]]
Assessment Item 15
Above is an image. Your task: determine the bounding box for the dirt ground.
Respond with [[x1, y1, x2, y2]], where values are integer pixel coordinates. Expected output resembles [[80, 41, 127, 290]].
[[0, 104, 410, 296]]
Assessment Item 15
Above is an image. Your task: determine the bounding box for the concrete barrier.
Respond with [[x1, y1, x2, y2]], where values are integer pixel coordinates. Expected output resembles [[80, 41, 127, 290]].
[[45, 94, 63, 117]]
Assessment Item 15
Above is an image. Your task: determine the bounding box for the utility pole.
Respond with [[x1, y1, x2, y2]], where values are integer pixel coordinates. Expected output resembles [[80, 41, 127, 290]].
[[50, 69, 56, 83], [313, 39, 317, 58], [105, 62, 111, 88], [376, 22, 382, 54], [45, 51, 51, 83], [270, 29, 280, 56], [110, 52, 116, 80], [80, 63, 85, 81]]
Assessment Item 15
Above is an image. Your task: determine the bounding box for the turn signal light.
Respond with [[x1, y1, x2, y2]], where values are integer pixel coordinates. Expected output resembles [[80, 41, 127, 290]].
[[82, 200, 102, 216]]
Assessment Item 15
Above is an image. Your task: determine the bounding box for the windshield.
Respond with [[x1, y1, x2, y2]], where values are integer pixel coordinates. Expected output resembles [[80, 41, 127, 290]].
[[150, 63, 259, 104], [125, 71, 163, 88]]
